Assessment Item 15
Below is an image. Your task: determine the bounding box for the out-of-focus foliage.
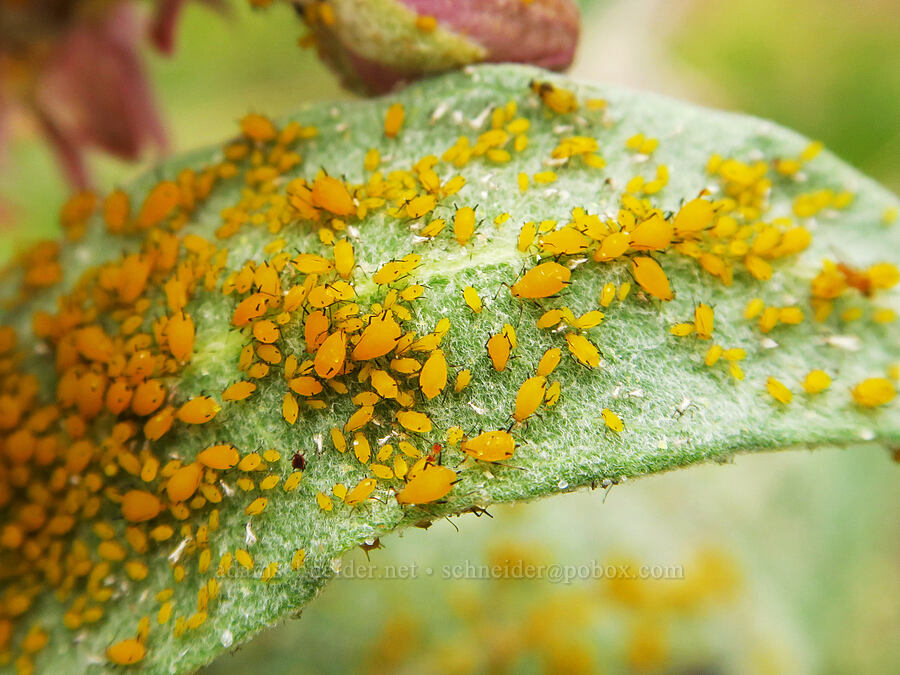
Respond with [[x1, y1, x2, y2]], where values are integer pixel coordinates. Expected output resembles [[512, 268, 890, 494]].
[[671, 0, 900, 191], [203, 446, 900, 674]]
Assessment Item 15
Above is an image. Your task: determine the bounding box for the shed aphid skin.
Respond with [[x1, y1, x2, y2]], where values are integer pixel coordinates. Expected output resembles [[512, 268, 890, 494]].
[[0, 75, 898, 672]]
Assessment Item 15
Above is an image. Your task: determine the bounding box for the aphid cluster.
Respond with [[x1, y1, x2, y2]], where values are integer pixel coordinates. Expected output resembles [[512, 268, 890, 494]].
[[0, 75, 897, 671]]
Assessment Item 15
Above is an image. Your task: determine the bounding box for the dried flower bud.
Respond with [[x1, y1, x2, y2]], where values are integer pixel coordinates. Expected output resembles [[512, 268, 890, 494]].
[[295, 0, 580, 93]]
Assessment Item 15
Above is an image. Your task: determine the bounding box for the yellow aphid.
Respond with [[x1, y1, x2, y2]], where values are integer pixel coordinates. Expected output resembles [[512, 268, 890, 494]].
[[419, 349, 448, 399], [454, 369, 472, 392], [670, 323, 695, 337], [530, 80, 578, 114], [629, 214, 672, 251], [758, 307, 779, 333], [454, 206, 476, 246], [517, 221, 537, 252], [352, 311, 402, 360], [544, 380, 561, 406], [397, 410, 432, 433], [851, 377, 896, 407], [703, 344, 723, 367], [333, 239, 354, 279], [241, 113, 277, 142], [514, 375, 547, 422], [314, 330, 347, 379], [601, 408, 624, 432], [282, 392, 299, 425], [537, 309, 565, 329], [631, 256, 674, 301], [540, 227, 590, 256], [779, 306, 804, 325], [486, 333, 512, 372], [744, 298, 765, 320], [364, 148, 380, 171], [405, 194, 437, 219], [384, 102, 405, 138], [396, 465, 457, 504], [537, 347, 562, 376], [803, 370, 831, 394], [106, 638, 145, 665], [573, 310, 604, 330], [463, 286, 482, 313], [345, 478, 377, 506], [368, 369, 397, 399], [694, 303, 714, 339], [245, 497, 268, 516], [345, 406, 374, 433], [565, 333, 600, 368], [316, 492, 334, 511], [766, 377, 793, 404], [511, 262, 571, 299], [235, 549, 254, 570], [673, 198, 715, 236], [462, 430, 516, 462]]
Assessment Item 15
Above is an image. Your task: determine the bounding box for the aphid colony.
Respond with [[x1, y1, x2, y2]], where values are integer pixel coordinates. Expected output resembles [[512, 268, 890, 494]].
[[0, 77, 897, 671]]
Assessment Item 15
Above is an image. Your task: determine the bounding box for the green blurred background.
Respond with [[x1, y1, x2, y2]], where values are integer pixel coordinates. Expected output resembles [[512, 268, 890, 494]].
[[2, 1, 899, 672]]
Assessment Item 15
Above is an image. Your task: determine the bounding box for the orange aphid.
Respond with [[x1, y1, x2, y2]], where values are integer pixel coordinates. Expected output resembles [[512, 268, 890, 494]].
[[105, 379, 133, 415], [223, 381, 256, 401], [103, 189, 131, 233], [314, 330, 347, 379], [132, 379, 166, 416], [396, 465, 457, 504], [118, 254, 151, 303], [631, 256, 674, 300], [241, 113, 277, 142], [513, 376, 547, 422], [176, 396, 220, 424], [461, 430, 515, 462], [166, 463, 202, 502], [486, 333, 512, 372], [135, 181, 179, 229], [232, 293, 271, 327], [510, 262, 571, 299], [121, 490, 163, 522], [167, 312, 195, 361], [396, 410, 432, 433], [594, 232, 630, 261], [144, 406, 175, 440], [311, 175, 355, 215], [197, 445, 240, 470], [252, 319, 280, 344], [351, 311, 402, 360], [629, 213, 673, 251], [106, 638, 146, 665], [419, 349, 447, 399]]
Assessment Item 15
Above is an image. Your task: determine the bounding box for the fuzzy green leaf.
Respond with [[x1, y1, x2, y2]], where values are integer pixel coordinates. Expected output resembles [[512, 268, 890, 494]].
[[1, 65, 897, 674]]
